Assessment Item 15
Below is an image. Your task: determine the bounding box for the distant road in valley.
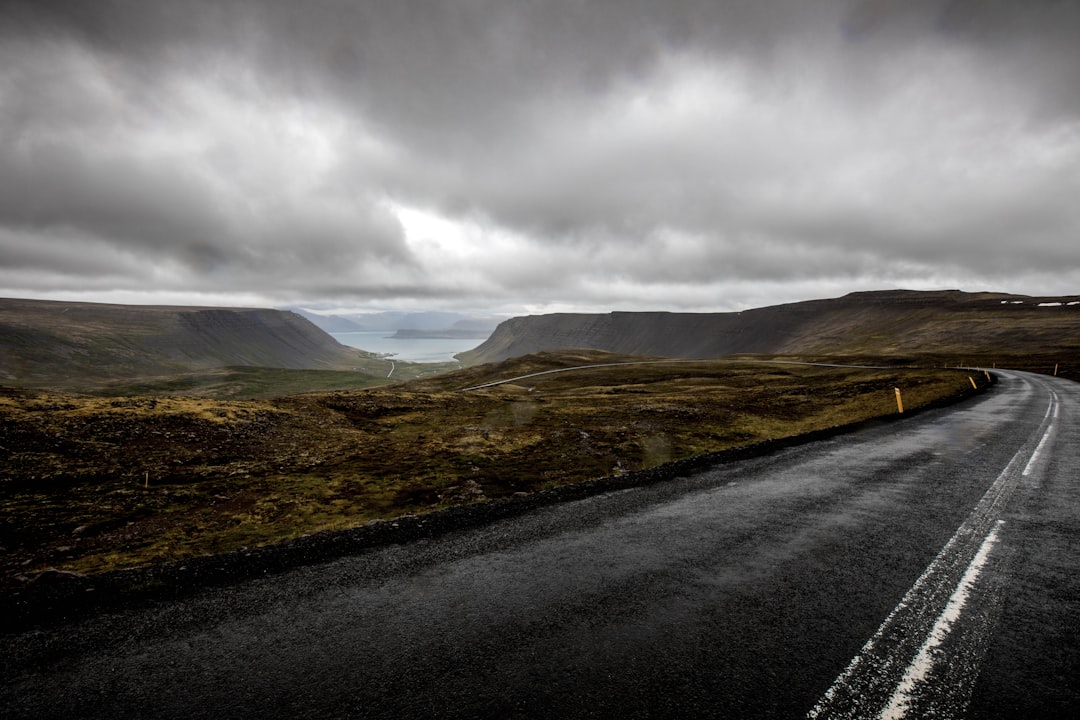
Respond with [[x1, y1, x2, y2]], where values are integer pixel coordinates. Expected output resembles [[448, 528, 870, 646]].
[[456, 357, 893, 391], [4, 370, 1078, 719]]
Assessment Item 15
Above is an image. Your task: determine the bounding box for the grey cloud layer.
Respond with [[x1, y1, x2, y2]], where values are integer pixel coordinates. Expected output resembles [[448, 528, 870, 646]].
[[2, 0, 1079, 310]]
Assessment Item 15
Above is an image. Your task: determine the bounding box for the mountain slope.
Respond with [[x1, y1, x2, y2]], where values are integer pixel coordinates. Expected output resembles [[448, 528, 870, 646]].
[[0, 298, 375, 388], [458, 290, 1080, 365]]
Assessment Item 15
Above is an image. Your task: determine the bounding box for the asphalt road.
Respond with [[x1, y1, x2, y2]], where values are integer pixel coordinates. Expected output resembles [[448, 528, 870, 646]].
[[3, 370, 1077, 719]]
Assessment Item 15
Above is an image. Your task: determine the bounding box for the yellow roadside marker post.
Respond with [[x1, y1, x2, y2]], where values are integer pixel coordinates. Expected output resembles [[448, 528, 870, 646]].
[[1054, 363, 1059, 376], [969, 377, 978, 389], [894, 388, 904, 413]]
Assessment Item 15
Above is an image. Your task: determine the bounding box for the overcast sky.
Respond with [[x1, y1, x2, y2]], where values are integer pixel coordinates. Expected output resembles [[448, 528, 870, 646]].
[[2, 0, 1079, 315]]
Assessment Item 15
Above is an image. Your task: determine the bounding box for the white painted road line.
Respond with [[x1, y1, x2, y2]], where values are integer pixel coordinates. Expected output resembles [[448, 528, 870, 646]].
[[1022, 424, 1055, 476], [880, 520, 1005, 719], [808, 387, 1059, 719]]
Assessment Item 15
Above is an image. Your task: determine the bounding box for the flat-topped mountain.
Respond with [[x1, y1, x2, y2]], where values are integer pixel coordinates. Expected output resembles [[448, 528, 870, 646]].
[[0, 298, 374, 390], [458, 290, 1080, 366]]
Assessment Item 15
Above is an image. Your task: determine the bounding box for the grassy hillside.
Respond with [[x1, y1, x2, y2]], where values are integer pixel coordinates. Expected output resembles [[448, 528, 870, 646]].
[[459, 290, 1080, 378], [0, 297, 412, 394]]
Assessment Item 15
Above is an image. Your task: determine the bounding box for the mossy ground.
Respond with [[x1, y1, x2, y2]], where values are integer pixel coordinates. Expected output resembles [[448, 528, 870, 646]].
[[72, 361, 463, 399], [0, 352, 988, 583]]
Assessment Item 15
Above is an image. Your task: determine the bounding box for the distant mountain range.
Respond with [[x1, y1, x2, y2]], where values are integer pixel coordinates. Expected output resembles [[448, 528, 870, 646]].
[[458, 290, 1080, 367], [4, 291, 1078, 394], [288, 308, 501, 337]]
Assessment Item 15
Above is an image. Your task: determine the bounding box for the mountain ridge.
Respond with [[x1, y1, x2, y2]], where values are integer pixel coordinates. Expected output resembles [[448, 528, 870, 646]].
[[457, 289, 1080, 365], [0, 297, 375, 390]]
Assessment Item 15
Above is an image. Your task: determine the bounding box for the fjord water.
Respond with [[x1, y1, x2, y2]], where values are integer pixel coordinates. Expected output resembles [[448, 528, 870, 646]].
[[330, 331, 482, 363]]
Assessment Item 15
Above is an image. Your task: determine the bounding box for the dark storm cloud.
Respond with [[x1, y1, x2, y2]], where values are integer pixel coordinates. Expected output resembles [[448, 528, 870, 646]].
[[2, 0, 1079, 311], [0, 2, 418, 301]]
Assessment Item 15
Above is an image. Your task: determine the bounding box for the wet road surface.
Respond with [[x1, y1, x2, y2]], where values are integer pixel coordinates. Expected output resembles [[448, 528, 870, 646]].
[[3, 370, 1078, 718]]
